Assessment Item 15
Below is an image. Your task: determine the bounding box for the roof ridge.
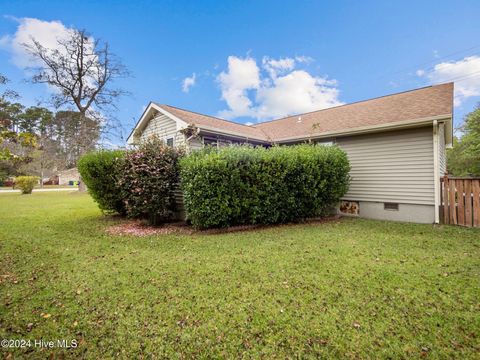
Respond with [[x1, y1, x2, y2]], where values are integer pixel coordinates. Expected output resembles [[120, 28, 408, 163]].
[[253, 82, 453, 127], [158, 103, 257, 130]]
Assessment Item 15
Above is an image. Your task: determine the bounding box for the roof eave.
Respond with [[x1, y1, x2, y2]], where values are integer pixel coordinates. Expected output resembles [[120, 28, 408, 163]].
[[195, 125, 269, 143], [274, 114, 453, 143], [126, 103, 190, 145]]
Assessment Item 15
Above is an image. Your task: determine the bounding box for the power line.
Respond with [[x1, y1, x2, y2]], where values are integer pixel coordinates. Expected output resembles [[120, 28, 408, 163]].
[[377, 44, 480, 80], [431, 70, 480, 84], [419, 52, 480, 75], [451, 72, 480, 83]]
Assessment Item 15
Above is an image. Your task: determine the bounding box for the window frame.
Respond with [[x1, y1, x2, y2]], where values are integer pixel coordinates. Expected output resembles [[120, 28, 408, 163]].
[[165, 136, 174, 147]]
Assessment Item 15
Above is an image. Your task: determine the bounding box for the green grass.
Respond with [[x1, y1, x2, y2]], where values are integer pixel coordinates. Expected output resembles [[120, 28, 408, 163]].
[[0, 192, 479, 358], [0, 185, 77, 190]]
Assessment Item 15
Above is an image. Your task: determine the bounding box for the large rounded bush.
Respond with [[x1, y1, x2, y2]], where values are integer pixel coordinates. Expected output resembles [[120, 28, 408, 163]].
[[118, 137, 184, 225], [180, 144, 350, 229], [78, 150, 126, 214], [15, 176, 39, 194]]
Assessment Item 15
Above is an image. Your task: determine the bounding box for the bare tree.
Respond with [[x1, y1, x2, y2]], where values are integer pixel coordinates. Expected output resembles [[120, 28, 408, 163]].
[[23, 29, 130, 190], [0, 73, 19, 100], [24, 29, 129, 116]]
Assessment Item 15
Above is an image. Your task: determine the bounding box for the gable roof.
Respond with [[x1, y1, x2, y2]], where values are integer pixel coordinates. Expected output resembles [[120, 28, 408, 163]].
[[128, 83, 453, 144], [157, 104, 268, 141]]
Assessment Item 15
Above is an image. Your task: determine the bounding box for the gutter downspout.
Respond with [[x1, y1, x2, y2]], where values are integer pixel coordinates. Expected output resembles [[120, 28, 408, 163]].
[[433, 120, 440, 224]]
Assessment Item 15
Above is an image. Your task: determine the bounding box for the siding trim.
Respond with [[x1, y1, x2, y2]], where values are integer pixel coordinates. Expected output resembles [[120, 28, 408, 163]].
[[275, 114, 451, 143]]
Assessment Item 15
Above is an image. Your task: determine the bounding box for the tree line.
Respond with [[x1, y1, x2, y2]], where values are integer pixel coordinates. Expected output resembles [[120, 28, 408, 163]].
[[0, 94, 99, 182], [447, 105, 480, 177]]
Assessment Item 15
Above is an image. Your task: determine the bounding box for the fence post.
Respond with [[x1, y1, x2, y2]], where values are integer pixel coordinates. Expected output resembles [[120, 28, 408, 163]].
[[443, 175, 449, 224], [449, 178, 457, 225], [465, 180, 473, 227], [473, 180, 480, 227], [457, 180, 465, 225]]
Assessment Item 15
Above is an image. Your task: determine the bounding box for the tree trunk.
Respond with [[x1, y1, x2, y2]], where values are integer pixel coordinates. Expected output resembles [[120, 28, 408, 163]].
[[78, 177, 86, 192], [78, 111, 87, 192]]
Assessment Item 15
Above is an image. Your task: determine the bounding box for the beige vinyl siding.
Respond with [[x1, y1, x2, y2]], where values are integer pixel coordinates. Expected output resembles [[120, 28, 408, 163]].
[[187, 137, 204, 151], [438, 123, 447, 176], [336, 127, 435, 205], [140, 114, 185, 146]]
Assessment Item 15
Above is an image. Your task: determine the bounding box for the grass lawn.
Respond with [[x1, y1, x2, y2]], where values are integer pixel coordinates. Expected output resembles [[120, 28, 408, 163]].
[[0, 192, 479, 358], [0, 185, 77, 191]]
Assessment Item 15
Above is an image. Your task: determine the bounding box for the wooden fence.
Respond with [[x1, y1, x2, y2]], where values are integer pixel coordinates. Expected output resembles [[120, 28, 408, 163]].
[[440, 176, 480, 227]]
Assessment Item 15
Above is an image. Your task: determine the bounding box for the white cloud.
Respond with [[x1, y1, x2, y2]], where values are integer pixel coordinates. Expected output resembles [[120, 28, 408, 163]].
[[262, 56, 295, 79], [1, 17, 102, 104], [217, 56, 260, 119], [295, 55, 314, 64], [0, 17, 73, 68], [417, 56, 480, 106], [217, 55, 342, 121], [256, 70, 341, 119], [182, 73, 196, 93]]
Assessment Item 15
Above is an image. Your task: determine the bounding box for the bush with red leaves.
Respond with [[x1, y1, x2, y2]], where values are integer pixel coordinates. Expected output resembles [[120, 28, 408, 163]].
[[118, 136, 184, 225]]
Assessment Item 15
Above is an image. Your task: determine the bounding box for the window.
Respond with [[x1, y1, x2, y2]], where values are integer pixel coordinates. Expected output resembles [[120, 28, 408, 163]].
[[166, 137, 174, 147], [384, 203, 399, 211], [218, 139, 233, 147], [316, 140, 333, 146], [203, 136, 218, 147]]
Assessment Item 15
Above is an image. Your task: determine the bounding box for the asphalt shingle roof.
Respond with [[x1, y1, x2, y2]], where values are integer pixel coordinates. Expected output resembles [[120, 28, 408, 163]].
[[154, 83, 453, 142]]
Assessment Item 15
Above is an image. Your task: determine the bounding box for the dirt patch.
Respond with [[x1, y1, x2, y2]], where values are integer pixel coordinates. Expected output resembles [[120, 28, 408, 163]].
[[106, 220, 193, 236], [106, 215, 342, 237], [199, 215, 342, 235]]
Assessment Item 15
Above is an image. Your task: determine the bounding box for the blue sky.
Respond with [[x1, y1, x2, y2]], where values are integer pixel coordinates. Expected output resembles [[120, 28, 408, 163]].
[[1, 0, 479, 144]]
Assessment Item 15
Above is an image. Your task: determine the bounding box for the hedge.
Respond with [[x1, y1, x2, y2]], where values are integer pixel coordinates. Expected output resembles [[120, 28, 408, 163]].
[[118, 137, 184, 225], [180, 144, 350, 229], [78, 150, 126, 214]]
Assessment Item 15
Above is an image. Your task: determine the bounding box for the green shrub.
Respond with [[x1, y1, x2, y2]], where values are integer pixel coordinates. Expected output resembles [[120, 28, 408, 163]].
[[0, 169, 7, 187], [78, 150, 126, 214], [118, 137, 184, 225], [15, 176, 39, 194], [180, 144, 350, 229]]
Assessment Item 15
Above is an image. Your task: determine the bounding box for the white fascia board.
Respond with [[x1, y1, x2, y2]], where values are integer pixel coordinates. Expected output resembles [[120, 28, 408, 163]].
[[126, 103, 190, 144], [275, 114, 452, 144], [154, 105, 190, 129], [126, 103, 153, 144], [156, 107, 268, 142], [196, 125, 268, 142]]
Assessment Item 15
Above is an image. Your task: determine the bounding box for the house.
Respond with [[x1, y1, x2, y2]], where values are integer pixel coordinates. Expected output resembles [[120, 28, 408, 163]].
[[58, 168, 80, 186], [127, 82, 453, 224], [42, 175, 59, 186]]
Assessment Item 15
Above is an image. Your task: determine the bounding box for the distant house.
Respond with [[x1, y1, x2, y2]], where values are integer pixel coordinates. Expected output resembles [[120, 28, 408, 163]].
[[42, 175, 59, 186], [127, 83, 453, 224], [58, 168, 80, 186]]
